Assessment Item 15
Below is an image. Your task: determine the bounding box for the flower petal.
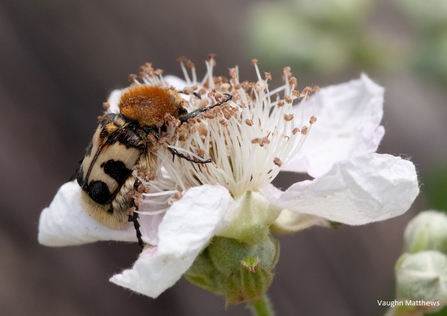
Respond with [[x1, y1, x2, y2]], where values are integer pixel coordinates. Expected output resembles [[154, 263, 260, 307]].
[[109, 185, 232, 298], [284, 74, 385, 177], [259, 184, 331, 233], [271, 153, 419, 225], [38, 181, 137, 246], [163, 75, 188, 90], [272, 209, 331, 233], [107, 89, 122, 114], [138, 212, 164, 246]]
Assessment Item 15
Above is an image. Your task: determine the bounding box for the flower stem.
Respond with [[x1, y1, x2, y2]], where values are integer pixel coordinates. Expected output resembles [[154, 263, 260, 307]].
[[250, 295, 275, 316]]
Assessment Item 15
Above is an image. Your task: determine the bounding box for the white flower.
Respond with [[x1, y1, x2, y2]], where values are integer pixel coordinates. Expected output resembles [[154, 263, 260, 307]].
[[38, 58, 419, 298]]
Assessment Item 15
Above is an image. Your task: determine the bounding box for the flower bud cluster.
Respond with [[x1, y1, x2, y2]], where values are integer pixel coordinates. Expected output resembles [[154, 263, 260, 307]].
[[392, 211, 447, 315]]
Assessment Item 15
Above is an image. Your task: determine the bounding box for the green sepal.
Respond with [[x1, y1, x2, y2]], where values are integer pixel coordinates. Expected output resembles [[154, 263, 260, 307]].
[[184, 247, 224, 294], [184, 235, 280, 304], [209, 235, 279, 275], [224, 260, 274, 304]]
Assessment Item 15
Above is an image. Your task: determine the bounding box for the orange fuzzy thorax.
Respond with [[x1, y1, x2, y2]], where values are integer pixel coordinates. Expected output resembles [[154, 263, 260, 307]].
[[118, 85, 184, 127]]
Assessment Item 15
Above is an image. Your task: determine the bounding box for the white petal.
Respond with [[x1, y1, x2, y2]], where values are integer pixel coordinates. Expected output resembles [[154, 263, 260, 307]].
[[38, 181, 137, 246], [271, 153, 419, 225], [272, 209, 331, 233], [107, 89, 122, 114], [138, 212, 164, 246], [284, 74, 385, 177], [163, 75, 188, 90], [259, 184, 331, 233], [109, 185, 232, 298]]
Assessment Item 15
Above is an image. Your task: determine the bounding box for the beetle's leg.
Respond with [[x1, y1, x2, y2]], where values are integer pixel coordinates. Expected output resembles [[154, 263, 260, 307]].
[[129, 179, 144, 251], [128, 211, 144, 251]]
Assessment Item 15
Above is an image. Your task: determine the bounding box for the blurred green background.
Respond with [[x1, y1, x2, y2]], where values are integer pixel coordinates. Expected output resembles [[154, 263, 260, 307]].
[[1, 0, 446, 315]]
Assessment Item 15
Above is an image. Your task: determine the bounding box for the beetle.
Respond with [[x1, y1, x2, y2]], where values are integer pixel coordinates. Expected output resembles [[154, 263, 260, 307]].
[[76, 84, 231, 249]]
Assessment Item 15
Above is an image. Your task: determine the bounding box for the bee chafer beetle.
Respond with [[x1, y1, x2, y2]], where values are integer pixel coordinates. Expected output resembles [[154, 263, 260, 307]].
[[76, 84, 231, 249]]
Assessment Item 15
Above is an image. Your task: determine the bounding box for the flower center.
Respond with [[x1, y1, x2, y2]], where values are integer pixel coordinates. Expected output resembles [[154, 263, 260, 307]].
[[134, 58, 318, 214], [164, 60, 317, 195]]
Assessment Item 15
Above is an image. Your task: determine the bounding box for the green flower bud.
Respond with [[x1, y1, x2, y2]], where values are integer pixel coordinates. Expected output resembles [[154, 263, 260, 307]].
[[395, 251, 447, 311], [404, 210, 447, 254], [185, 235, 280, 304], [218, 191, 281, 245]]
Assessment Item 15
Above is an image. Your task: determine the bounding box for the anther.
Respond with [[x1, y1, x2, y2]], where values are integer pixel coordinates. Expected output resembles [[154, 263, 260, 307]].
[[284, 113, 294, 121], [301, 126, 309, 135], [273, 157, 283, 167]]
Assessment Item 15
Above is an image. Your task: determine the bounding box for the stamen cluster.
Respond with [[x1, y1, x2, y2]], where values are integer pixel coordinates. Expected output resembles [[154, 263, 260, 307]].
[[131, 58, 318, 216]]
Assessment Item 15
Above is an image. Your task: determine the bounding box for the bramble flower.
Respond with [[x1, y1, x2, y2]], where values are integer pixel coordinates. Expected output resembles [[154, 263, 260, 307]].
[[38, 57, 419, 302]]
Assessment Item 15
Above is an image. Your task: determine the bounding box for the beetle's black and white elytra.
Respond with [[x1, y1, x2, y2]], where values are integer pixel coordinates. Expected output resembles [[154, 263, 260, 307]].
[[76, 84, 231, 249]]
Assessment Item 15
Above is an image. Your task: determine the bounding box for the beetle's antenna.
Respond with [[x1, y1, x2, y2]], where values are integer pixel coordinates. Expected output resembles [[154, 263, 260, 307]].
[[168, 93, 232, 164], [179, 93, 232, 122], [178, 91, 202, 100]]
